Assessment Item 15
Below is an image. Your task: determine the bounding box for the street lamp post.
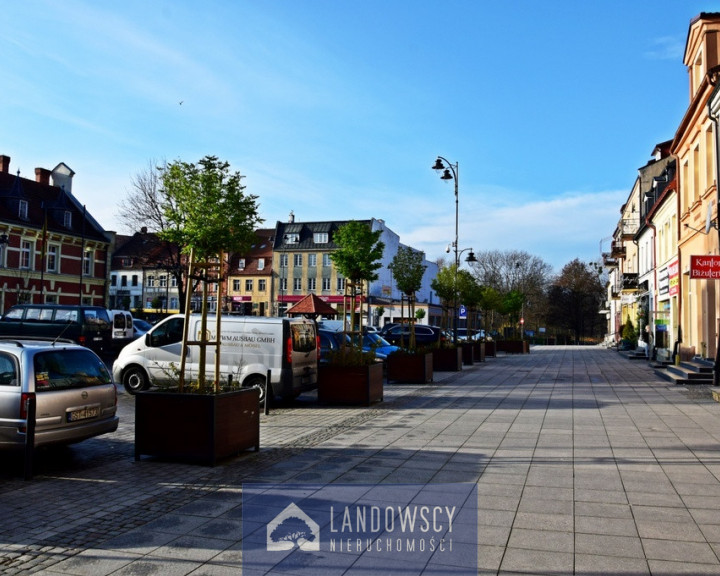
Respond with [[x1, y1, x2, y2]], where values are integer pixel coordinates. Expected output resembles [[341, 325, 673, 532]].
[[433, 156, 464, 344]]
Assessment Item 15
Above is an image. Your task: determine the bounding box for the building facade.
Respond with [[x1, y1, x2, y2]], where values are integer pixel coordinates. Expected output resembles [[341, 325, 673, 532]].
[[0, 155, 110, 312]]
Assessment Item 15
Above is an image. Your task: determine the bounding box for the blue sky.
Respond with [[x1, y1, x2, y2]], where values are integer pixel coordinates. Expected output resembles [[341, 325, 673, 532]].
[[3, 1, 717, 272]]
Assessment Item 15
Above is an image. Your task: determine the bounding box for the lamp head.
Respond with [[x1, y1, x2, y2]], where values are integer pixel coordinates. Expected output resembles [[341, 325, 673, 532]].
[[432, 158, 445, 171], [465, 250, 477, 263], [440, 169, 453, 181]]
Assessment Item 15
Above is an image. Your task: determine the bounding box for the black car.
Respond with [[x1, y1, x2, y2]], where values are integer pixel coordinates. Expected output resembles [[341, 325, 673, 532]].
[[382, 324, 447, 346]]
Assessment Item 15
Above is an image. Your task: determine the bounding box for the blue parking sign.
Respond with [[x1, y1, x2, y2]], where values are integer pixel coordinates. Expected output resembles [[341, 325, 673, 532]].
[[458, 304, 467, 319]]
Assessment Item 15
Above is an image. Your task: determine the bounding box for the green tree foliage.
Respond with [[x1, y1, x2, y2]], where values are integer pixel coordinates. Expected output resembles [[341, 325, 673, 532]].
[[330, 221, 384, 349], [390, 246, 426, 350], [157, 155, 263, 392], [431, 264, 457, 332], [159, 156, 261, 260]]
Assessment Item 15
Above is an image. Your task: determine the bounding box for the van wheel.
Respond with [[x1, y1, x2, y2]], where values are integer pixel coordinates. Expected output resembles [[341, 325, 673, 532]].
[[122, 366, 149, 395], [243, 375, 269, 405]]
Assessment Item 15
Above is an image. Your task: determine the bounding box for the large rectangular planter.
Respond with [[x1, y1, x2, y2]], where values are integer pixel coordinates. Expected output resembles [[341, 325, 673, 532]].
[[485, 341, 496, 357], [433, 347, 463, 372], [318, 362, 384, 405], [496, 340, 530, 354], [472, 341, 486, 362], [386, 352, 434, 383], [461, 342, 474, 365], [135, 387, 260, 466]]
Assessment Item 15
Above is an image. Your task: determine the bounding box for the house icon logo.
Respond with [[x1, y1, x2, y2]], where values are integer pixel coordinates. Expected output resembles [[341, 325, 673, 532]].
[[266, 503, 320, 551]]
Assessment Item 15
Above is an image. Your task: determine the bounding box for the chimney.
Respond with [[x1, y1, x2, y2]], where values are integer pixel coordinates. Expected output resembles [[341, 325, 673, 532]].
[[35, 167, 52, 186], [0, 155, 9, 174], [289, 210, 295, 223]]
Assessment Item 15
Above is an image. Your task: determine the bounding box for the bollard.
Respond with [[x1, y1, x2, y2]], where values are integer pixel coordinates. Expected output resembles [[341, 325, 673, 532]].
[[264, 370, 271, 416], [24, 394, 36, 481]]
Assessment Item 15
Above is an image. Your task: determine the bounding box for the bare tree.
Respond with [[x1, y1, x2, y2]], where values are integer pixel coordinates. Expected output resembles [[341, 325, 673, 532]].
[[117, 159, 191, 308], [117, 159, 167, 234]]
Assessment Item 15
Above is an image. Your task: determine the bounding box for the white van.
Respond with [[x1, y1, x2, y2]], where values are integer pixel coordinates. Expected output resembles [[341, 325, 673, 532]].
[[109, 310, 134, 346], [112, 314, 318, 402]]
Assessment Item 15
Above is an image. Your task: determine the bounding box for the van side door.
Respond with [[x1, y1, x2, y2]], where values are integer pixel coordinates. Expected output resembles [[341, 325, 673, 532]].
[[144, 317, 187, 385]]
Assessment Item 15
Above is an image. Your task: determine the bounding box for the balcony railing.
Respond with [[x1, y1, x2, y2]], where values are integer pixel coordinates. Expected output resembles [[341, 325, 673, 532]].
[[610, 241, 625, 258], [602, 253, 619, 267], [617, 218, 640, 239]]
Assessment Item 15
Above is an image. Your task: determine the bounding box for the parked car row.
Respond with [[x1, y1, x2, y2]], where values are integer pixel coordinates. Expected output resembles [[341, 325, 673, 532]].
[[0, 304, 157, 356]]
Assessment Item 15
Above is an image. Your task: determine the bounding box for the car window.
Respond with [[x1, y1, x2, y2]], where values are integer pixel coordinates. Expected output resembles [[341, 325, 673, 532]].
[[25, 308, 42, 322], [0, 353, 18, 386], [33, 349, 111, 391], [3, 308, 24, 321], [150, 318, 184, 347], [55, 309, 79, 323], [84, 309, 110, 326], [39, 308, 54, 321], [291, 323, 317, 352]]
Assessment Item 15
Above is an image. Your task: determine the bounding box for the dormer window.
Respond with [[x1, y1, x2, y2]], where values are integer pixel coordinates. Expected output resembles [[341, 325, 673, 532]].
[[285, 233, 300, 243], [238, 258, 245, 270], [257, 258, 265, 270], [314, 232, 328, 244], [18, 200, 28, 220], [64, 211, 72, 228]]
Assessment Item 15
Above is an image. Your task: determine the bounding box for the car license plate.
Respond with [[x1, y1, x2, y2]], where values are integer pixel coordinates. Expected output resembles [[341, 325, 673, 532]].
[[93, 336, 103, 341], [68, 406, 100, 422]]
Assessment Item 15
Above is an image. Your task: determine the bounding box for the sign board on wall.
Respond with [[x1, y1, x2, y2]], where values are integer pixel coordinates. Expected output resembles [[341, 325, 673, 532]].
[[690, 255, 720, 279]]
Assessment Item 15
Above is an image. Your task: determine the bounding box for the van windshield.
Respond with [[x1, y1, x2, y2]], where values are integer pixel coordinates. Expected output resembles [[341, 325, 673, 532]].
[[291, 323, 317, 353], [34, 349, 112, 391]]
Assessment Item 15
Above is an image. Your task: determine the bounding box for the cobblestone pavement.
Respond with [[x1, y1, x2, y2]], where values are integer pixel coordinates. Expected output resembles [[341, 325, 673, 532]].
[[2, 346, 720, 575]]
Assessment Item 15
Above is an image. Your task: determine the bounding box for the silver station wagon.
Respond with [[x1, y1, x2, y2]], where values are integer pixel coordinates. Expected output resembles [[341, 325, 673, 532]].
[[0, 339, 119, 450]]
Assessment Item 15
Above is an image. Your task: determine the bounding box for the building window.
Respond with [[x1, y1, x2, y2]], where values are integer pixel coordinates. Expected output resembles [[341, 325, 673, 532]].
[[20, 240, 32, 269], [280, 253, 288, 267], [293, 254, 303, 267], [83, 251, 92, 276], [238, 258, 245, 269], [322, 278, 331, 291], [121, 276, 128, 287], [259, 279, 266, 291], [337, 277, 345, 293], [279, 278, 287, 292], [314, 232, 328, 244], [110, 275, 117, 286], [18, 200, 28, 220], [308, 254, 317, 267], [285, 233, 300, 244], [323, 254, 331, 267], [308, 278, 316, 291], [147, 276, 155, 288], [233, 279, 241, 291], [46, 245, 58, 272], [64, 211, 72, 228], [159, 275, 167, 288], [257, 258, 265, 270], [121, 257, 132, 267], [293, 278, 302, 291], [245, 279, 253, 291], [132, 275, 138, 286]]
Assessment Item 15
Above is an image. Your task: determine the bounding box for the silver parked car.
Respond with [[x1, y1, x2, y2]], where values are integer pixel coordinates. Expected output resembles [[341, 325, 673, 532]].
[[0, 339, 119, 450]]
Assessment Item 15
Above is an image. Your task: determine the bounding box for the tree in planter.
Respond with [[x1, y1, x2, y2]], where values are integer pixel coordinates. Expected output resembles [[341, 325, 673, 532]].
[[390, 246, 426, 350], [158, 155, 262, 392], [430, 264, 457, 341], [330, 221, 384, 360]]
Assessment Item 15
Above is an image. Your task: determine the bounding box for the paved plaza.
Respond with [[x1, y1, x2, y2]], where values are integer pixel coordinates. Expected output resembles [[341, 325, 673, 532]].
[[2, 346, 720, 575]]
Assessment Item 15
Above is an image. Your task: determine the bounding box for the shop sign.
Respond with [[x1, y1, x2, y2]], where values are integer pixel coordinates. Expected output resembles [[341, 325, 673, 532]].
[[690, 255, 720, 279]]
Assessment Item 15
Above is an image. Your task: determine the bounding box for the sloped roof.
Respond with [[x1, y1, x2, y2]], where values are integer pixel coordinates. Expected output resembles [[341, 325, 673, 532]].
[[286, 293, 337, 317]]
